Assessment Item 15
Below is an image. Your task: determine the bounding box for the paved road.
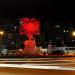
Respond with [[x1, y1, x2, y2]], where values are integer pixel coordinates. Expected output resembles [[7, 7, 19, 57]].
[[0, 67, 75, 75], [0, 57, 75, 65], [0, 57, 75, 75]]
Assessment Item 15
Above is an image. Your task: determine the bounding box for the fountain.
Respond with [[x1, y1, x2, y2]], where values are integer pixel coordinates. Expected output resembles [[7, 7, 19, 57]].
[[20, 18, 40, 55]]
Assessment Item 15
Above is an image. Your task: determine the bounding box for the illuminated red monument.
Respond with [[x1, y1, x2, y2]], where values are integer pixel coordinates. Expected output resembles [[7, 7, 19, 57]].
[[20, 18, 40, 55]]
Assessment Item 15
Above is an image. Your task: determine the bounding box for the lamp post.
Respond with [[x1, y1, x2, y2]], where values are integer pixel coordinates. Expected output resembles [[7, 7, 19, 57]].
[[0, 31, 4, 45]]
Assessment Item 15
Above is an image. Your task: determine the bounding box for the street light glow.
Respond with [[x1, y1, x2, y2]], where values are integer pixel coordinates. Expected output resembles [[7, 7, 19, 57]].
[[72, 31, 75, 36], [0, 31, 4, 35]]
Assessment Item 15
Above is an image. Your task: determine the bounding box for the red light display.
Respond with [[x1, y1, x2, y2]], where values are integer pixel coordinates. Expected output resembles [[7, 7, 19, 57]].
[[20, 18, 40, 39]]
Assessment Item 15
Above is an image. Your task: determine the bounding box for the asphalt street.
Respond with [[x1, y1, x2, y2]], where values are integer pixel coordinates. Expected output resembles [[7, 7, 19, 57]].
[[0, 57, 75, 75]]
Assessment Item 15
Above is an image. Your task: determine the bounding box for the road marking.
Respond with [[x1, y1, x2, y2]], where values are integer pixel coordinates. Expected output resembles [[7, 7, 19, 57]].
[[0, 64, 75, 70]]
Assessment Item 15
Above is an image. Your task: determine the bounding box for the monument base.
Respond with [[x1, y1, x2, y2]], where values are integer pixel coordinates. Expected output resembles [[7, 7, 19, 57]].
[[23, 39, 37, 55]]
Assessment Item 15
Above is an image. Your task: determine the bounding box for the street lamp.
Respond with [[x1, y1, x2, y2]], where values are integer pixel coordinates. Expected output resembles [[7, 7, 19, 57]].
[[0, 31, 4, 45], [72, 31, 75, 46], [72, 31, 75, 36]]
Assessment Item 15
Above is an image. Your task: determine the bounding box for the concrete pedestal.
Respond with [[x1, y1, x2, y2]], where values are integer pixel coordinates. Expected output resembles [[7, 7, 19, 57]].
[[23, 39, 36, 55]]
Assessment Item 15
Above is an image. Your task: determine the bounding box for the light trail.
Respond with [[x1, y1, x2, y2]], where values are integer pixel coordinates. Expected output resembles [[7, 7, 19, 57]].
[[0, 60, 70, 62], [0, 64, 75, 71]]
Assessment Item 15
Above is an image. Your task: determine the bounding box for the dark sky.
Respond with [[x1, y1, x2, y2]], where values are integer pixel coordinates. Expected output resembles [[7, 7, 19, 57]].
[[0, 0, 75, 21]]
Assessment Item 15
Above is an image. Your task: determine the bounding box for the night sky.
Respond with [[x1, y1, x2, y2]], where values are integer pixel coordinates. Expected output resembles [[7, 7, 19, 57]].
[[0, 0, 75, 47], [0, 0, 75, 21]]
